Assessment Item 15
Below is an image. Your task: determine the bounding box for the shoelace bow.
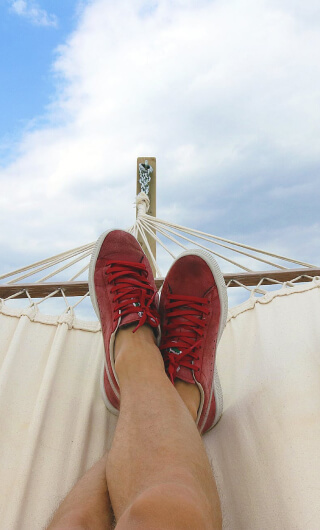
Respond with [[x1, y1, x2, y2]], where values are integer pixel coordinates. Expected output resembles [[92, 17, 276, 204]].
[[161, 294, 210, 383], [105, 260, 159, 332]]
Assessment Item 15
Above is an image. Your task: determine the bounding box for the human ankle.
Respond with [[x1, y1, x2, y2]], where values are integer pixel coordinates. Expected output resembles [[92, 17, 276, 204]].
[[115, 324, 156, 358], [114, 325, 162, 378], [174, 380, 201, 422]]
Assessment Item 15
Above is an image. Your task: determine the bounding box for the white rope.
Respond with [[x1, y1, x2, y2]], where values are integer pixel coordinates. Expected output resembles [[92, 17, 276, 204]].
[[226, 279, 253, 291], [34, 289, 61, 306], [289, 274, 317, 283], [0, 243, 94, 281], [252, 286, 269, 296], [248, 277, 282, 295], [136, 192, 150, 217], [145, 221, 188, 251], [127, 224, 136, 236], [143, 217, 253, 272], [36, 250, 92, 283], [25, 290, 34, 306], [145, 216, 287, 270], [225, 280, 266, 296], [130, 220, 139, 239], [3, 289, 26, 301], [250, 284, 268, 296], [60, 289, 71, 310], [71, 291, 90, 309], [138, 218, 176, 259], [142, 214, 315, 268], [6, 246, 94, 285], [69, 263, 90, 281], [282, 280, 296, 288], [136, 221, 162, 277]]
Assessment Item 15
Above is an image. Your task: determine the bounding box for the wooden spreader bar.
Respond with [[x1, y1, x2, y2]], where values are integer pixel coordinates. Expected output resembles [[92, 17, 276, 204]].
[[0, 267, 319, 299]]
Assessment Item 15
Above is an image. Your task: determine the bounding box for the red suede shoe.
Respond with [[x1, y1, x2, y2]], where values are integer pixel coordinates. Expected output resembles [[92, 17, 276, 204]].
[[159, 250, 228, 434], [89, 229, 160, 415]]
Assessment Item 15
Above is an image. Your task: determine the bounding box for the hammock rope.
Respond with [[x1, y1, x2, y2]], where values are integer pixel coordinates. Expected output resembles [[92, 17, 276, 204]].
[[0, 192, 318, 311]]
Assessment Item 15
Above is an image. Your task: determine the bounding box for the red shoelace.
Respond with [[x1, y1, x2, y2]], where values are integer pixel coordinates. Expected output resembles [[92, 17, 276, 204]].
[[161, 294, 210, 383], [105, 260, 159, 332]]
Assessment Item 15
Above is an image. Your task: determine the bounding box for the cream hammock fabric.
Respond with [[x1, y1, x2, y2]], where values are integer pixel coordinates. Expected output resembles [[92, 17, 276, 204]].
[[0, 280, 319, 530]]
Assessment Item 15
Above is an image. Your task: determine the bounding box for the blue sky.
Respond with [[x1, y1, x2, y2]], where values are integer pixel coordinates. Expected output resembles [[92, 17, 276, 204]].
[[0, 1, 79, 155], [0, 0, 320, 315]]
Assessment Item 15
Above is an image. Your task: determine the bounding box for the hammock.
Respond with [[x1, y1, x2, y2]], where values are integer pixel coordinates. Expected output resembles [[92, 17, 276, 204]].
[[0, 161, 319, 529]]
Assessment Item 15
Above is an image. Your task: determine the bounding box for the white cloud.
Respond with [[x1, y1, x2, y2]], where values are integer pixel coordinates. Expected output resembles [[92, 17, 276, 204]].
[[1, 0, 320, 276], [9, 0, 57, 27]]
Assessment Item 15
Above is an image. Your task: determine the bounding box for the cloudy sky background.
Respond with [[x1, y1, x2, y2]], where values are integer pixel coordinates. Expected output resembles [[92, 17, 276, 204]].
[[1, 0, 320, 315]]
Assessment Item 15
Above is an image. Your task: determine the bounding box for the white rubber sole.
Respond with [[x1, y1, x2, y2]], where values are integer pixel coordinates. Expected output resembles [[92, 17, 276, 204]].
[[88, 229, 123, 416], [88, 229, 119, 321], [163, 249, 228, 433], [89, 229, 161, 417]]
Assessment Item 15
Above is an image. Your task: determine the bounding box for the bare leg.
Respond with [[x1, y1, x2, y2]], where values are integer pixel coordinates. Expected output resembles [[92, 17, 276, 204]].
[[174, 379, 201, 421], [47, 455, 114, 530], [109, 324, 222, 530], [47, 325, 221, 530]]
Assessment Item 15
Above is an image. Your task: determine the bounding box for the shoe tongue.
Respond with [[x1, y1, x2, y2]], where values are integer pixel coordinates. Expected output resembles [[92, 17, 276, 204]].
[[176, 368, 195, 384], [119, 313, 139, 328], [167, 345, 195, 384], [118, 301, 144, 328], [118, 304, 159, 335]]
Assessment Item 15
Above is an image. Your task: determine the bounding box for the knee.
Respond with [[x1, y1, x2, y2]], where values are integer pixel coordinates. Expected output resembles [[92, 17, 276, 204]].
[[47, 507, 110, 530], [47, 510, 90, 530], [116, 483, 219, 530]]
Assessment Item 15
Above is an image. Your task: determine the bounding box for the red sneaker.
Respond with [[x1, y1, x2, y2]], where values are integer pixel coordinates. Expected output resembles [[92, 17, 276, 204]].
[[89, 229, 160, 415], [159, 250, 228, 434]]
